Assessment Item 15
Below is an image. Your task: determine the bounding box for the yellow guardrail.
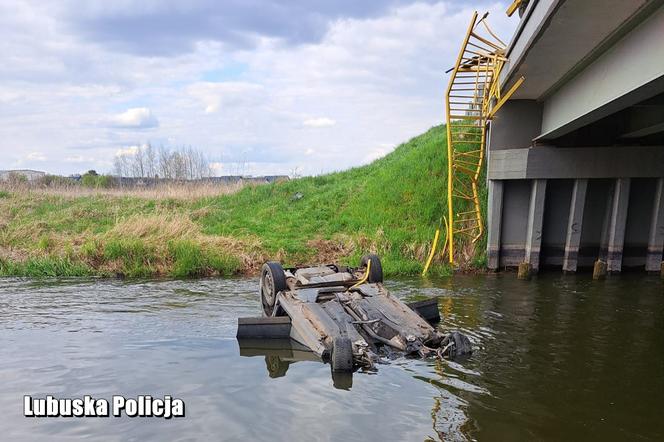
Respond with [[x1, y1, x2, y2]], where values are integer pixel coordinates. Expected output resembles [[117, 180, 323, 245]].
[[441, 11, 524, 266]]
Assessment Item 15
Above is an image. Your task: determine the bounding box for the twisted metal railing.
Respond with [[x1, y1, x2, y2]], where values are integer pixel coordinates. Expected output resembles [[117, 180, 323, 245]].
[[442, 11, 524, 265]]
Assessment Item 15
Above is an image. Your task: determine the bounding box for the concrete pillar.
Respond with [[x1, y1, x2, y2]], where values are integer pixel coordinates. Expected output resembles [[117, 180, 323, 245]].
[[646, 177, 664, 272], [606, 178, 631, 273], [524, 179, 547, 272], [487, 180, 504, 270], [563, 179, 588, 272]]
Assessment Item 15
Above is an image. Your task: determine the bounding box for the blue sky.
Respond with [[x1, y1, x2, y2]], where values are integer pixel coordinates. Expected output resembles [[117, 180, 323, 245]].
[[0, 1, 516, 176]]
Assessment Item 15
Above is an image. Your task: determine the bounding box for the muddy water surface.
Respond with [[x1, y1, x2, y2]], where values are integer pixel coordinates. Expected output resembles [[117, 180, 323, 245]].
[[0, 274, 662, 441]]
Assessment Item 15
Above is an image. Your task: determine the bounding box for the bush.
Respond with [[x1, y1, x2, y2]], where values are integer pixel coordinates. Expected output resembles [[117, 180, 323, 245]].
[[81, 173, 116, 188]]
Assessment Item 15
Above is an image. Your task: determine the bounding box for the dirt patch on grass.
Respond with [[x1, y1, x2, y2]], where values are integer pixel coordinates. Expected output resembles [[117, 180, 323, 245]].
[[0, 246, 29, 262], [306, 237, 355, 264]]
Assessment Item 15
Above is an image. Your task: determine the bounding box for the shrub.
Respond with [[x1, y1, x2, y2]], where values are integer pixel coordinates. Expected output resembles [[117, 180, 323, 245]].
[[81, 173, 116, 188]]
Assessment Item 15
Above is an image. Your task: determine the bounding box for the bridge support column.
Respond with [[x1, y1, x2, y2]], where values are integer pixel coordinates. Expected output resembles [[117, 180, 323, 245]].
[[646, 178, 664, 272], [487, 180, 504, 270], [563, 179, 588, 272], [606, 178, 631, 273], [524, 179, 547, 272]]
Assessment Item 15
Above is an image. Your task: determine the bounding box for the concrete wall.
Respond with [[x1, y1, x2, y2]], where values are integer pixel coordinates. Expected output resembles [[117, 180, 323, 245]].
[[541, 180, 574, 266], [489, 146, 664, 180], [498, 180, 531, 266], [577, 180, 612, 267], [488, 100, 542, 151], [540, 4, 664, 138], [488, 175, 664, 272], [623, 178, 657, 266]]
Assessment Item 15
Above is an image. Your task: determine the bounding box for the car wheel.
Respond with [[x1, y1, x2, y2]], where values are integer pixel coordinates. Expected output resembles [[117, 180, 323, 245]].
[[260, 261, 287, 316], [331, 337, 353, 372], [360, 254, 383, 283]]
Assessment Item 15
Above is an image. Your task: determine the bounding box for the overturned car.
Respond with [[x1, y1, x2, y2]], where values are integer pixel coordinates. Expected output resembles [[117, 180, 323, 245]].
[[237, 255, 471, 373]]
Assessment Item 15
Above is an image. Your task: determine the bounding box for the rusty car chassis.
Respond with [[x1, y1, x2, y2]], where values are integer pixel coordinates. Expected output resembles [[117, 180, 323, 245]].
[[236, 254, 471, 373]]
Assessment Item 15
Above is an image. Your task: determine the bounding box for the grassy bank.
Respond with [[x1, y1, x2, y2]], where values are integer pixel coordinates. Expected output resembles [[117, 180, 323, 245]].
[[0, 124, 486, 278]]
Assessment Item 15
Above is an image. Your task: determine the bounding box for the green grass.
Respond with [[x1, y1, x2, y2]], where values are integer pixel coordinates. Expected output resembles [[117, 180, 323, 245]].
[[0, 256, 91, 277], [0, 124, 486, 277], [199, 125, 454, 273], [168, 240, 241, 278], [197, 123, 485, 274]]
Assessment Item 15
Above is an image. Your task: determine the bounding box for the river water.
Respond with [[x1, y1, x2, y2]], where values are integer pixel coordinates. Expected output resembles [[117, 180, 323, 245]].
[[0, 274, 662, 441]]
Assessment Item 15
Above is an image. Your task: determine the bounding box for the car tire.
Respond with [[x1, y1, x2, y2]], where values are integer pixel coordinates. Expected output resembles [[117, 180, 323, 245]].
[[260, 261, 287, 316], [360, 254, 383, 283], [331, 336, 353, 372]]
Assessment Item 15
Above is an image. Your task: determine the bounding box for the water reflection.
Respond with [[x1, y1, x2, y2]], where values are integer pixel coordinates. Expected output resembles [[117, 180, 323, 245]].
[[0, 274, 662, 440]]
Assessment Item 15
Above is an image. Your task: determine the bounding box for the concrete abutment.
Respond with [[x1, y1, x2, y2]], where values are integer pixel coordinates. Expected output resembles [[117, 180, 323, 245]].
[[486, 153, 664, 273]]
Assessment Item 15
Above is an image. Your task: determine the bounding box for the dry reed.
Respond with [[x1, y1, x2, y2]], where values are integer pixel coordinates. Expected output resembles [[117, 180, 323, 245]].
[[0, 181, 244, 200]]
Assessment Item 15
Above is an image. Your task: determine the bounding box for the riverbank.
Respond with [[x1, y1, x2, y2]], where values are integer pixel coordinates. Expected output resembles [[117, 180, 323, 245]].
[[0, 125, 486, 278]]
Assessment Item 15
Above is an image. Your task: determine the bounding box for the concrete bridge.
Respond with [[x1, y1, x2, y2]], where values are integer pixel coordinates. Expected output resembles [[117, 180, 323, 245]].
[[486, 0, 664, 273]]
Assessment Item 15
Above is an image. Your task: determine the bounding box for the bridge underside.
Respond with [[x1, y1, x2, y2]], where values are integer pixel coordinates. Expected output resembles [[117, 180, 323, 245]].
[[486, 95, 664, 272], [485, 0, 664, 273]]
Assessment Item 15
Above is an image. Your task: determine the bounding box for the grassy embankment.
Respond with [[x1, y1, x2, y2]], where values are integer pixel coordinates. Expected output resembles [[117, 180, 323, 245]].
[[0, 124, 486, 278]]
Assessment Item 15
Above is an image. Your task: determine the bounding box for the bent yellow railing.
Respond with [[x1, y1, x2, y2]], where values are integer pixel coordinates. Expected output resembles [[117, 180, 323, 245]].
[[444, 11, 524, 265]]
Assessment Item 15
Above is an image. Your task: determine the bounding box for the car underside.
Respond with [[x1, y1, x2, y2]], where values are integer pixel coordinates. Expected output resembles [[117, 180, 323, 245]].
[[237, 254, 472, 372]]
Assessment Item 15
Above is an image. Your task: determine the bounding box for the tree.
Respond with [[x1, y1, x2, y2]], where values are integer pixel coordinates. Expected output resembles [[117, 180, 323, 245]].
[[114, 143, 212, 180]]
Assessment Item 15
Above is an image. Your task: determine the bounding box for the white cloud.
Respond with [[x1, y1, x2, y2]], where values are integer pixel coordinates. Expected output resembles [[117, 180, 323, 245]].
[[115, 145, 140, 157], [109, 107, 159, 129], [303, 117, 336, 128], [64, 154, 95, 163], [0, 1, 516, 176], [26, 152, 47, 161], [187, 82, 265, 113]]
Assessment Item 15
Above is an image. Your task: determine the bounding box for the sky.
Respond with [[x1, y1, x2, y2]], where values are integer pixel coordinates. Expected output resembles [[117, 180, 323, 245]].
[[0, 1, 517, 177]]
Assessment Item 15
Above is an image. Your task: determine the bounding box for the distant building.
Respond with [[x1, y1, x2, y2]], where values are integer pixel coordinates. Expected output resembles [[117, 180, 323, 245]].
[[0, 169, 46, 182]]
